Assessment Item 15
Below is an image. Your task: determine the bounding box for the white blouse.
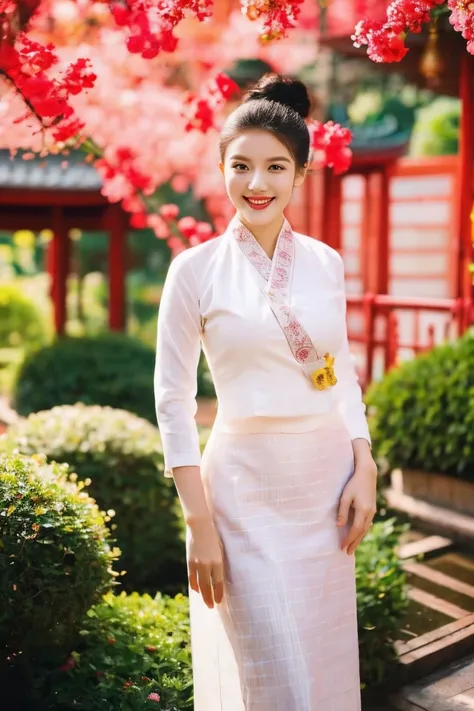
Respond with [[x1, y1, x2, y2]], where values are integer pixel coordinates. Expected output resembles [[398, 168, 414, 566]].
[[154, 217, 371, 473]]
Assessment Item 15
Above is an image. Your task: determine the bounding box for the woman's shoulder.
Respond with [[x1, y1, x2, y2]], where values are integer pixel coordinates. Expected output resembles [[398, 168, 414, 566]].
[[294, 231, 343, 270], [167, 234, 225, 277]]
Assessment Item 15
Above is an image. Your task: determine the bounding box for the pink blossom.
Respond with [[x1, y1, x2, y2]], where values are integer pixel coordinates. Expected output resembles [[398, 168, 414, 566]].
[[159, 204, 180, 221], [170, 175, 190, 194], [147, 692, 161, 702], [177, 216, 197, 238]]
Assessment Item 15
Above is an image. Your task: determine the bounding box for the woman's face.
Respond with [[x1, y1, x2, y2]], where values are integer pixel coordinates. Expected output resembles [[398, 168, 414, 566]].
[[220, 129, 305, 230]]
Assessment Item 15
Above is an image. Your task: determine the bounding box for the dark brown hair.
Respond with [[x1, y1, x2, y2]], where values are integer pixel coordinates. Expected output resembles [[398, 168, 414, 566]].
[[219, 73, 311, 172]]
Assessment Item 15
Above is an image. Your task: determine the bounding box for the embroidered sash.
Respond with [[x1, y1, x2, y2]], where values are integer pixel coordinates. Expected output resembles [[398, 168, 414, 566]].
[[231, 217, 337, 391]]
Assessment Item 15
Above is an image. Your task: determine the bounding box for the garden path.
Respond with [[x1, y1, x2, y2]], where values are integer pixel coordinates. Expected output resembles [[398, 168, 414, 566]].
[[366, 654, 474, 710]]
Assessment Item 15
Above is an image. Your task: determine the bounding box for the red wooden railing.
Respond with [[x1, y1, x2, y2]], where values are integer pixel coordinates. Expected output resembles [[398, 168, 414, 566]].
[[346, 293, 468, 388]]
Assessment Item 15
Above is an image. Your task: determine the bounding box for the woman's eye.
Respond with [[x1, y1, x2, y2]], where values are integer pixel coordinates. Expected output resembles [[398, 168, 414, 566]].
[[269, 164, 285, 171], [232, 163, 248, 171]]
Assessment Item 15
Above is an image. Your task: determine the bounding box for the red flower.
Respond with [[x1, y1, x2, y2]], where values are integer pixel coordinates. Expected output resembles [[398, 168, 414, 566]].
[[59, 656, 76, 672], [178, 216, 197, 238]]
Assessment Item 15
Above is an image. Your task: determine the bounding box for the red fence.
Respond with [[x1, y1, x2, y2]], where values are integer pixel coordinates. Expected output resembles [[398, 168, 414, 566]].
[[346, 293, 465, 387], [341, 155, 463, 386]]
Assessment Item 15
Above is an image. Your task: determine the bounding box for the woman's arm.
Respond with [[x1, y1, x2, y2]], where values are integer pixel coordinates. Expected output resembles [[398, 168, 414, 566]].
[[154, 254, 202, 474], [331, 252, 377, 553], [155, 254, 224, 607], [331, 252, 371, 446]]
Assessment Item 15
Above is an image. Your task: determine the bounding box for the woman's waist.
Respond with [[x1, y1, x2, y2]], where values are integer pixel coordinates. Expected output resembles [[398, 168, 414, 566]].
[[213, 409, 341, 435]]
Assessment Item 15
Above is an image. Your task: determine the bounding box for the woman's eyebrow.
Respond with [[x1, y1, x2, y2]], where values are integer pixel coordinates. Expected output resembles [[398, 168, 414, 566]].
[[229, 154, 291, 163]]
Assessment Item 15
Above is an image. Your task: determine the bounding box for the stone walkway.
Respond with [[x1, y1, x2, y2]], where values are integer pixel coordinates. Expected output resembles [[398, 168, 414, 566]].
[[365, 654, 474, 710]]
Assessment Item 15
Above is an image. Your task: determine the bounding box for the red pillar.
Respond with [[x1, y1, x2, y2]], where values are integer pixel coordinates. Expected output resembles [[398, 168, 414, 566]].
[[107, 205, 127, 331], [322, 168, 342, 251], [458, 52, 474, 329], [48, 207, 69, 335], [377, 166, 390, 295]]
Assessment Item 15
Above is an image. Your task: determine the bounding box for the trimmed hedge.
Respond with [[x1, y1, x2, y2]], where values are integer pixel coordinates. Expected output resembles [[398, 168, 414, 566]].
[[33, 592, 192, 711], [0, 453, 118, 670], [1, 404, 186, 594], [0, 284, 48, 350], [357, 518, 408, 688], [13, 332, 215, 423], [366, 331, 474, 480], [13, 333, 157, 423]]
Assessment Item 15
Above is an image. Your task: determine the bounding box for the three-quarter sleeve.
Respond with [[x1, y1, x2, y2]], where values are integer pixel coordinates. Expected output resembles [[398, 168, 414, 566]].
[[154, 252, 202, 476], [332, 253, 371, 445]]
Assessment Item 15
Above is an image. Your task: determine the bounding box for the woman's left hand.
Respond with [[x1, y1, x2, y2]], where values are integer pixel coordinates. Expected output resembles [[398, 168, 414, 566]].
[[337, 439, 378, 555]]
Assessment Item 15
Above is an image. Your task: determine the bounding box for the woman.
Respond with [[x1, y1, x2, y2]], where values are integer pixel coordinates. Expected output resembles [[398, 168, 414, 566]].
[[155, 73, 378, 711]]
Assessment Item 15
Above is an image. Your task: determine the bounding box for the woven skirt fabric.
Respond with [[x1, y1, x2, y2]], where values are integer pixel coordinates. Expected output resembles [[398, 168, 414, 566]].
[[190, 411, 361, 711]]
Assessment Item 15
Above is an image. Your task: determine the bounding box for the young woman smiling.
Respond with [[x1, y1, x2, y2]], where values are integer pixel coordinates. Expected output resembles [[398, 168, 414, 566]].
[[155, 73, 377, 711]]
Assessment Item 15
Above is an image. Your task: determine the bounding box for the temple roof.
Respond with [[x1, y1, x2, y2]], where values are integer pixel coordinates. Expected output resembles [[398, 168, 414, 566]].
[[0, 150, 102, 192]]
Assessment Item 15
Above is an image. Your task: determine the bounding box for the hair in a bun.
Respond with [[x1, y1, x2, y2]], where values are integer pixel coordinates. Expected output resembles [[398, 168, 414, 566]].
[[219, 73, 311, 172], [243, 73, 311, 120]]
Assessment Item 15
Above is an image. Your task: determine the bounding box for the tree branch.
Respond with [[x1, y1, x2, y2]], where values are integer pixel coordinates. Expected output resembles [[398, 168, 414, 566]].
[[0, 67, 46, 129]]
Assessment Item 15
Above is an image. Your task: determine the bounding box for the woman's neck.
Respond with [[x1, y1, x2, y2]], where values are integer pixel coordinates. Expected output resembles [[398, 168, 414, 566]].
[[237, 213, 285, 259]]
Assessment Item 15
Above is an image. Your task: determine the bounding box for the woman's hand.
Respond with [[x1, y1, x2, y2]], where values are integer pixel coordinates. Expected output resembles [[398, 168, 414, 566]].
[[337, 439, 378, 555], [187, 515, 225, 609]]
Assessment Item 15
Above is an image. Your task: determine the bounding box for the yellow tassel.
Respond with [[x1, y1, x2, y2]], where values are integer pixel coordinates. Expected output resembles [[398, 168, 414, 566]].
[[311, 353, 337, 390]]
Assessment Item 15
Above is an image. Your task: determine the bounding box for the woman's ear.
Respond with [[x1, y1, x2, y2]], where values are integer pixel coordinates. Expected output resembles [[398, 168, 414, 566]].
[[219, 162, 224, 175], [294, 165, 307, 187]]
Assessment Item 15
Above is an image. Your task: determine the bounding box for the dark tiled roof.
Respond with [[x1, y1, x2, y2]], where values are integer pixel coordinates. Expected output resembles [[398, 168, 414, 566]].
[[0, 150, 103, 191]]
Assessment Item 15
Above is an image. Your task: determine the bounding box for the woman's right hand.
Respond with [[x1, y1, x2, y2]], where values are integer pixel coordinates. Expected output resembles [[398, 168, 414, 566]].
[[186, 516, 225, 609]]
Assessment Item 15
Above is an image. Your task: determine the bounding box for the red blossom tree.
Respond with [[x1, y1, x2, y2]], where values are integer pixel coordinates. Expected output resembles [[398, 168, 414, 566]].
[[5, 1, 472, 252], [352, 0, 474, 63]]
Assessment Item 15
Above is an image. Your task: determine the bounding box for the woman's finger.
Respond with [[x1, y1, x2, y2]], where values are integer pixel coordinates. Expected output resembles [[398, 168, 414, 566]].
[[347, 532, 365, 555], [342, 509, 365, 551], [188, 562, 199, 594], [337, 492, 352, 528], [211, 566, 225, 605], [347, 517, 374, 555], [197, 565, 215, 608]]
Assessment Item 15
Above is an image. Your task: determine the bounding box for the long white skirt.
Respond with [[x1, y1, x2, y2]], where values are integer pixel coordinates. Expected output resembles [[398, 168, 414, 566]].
[[190, 411, 361, 711]]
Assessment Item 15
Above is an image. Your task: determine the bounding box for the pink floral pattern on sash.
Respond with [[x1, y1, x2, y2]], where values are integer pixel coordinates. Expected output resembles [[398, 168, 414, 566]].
[[232, 217, 325, 375]]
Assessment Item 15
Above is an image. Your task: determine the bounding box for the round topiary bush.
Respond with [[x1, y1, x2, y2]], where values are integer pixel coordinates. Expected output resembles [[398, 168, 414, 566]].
[[33, 591, 192, 711], [13, 331, 216, 422], [13, 333, 157, 422], [0, 284, 48, 350], [366, 331, 474, 480], [0, 452, 118, 671], [1, 404, 186, 593]]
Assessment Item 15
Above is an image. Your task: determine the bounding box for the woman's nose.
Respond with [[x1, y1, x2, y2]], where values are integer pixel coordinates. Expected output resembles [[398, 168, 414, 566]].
[[248, 171, 268, 192]]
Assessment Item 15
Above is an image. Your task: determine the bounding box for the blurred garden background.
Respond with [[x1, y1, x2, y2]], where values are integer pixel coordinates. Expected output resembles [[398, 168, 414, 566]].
[[1, 1, 474, 710]]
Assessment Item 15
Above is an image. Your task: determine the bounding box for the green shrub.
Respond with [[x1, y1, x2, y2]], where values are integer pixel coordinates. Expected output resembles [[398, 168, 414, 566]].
[[366, 331, 474, 479], [2, 404, 186, 593], [409, 96, 460, 157], [33, 591, 192, 711], [0, 453, 118, 672], [13, 333, 157, 422], [0, 283, 48, 350], [13, 331, 216, 422], [357, 517, 408, 688]]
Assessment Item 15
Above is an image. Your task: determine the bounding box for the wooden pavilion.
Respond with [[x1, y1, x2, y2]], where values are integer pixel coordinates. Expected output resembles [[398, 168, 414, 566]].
[[0, 149, 130, 334], [318, 1, 474, 332]]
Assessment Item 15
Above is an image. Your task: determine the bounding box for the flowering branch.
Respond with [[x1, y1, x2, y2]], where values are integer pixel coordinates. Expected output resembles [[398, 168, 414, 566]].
[[241, 1, 304, 42], [353, 0, 474, 62]]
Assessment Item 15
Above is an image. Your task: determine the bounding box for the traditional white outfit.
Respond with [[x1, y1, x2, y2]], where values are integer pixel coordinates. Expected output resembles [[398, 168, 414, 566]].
[[154, 216, 371, 711]]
